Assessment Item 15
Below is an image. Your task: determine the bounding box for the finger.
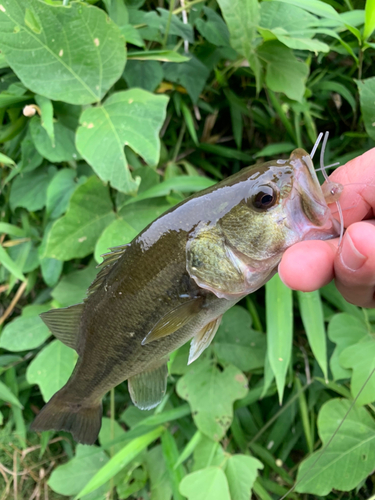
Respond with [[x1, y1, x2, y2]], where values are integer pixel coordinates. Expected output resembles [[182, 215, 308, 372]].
[[334, 221, 375, 308], [278, 240, 337, 292], [324, 147, 375, 226]]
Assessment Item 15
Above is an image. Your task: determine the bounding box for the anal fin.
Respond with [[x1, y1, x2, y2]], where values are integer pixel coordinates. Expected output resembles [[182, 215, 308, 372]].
[[188, 315, 222, 365], [128, 362, 168, 410], [40, 304, 83, 353], [142, 297, 203, 345]]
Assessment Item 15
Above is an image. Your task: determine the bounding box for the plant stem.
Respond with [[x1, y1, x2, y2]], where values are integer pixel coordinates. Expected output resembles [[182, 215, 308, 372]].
[[162, 0, 175, 48], [173, 0, 205, 15], [172, 121, 186, 162]]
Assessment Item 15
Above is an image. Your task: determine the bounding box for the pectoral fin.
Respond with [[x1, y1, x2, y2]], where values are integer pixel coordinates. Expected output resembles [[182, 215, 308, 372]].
[[40, 304, 83, 354], [128, 362, 168, 410], [142, 298, 203, 345], [188, 315, 222, 365]]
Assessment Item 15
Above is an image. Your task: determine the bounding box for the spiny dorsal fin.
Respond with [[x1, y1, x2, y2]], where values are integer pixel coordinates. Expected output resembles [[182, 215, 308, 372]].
[[188, 315, 222, 365], [87, 244, 130, 297], [40, 304, 84, 354], [141, 297, 204, 345], [128, 361, 168, 410]]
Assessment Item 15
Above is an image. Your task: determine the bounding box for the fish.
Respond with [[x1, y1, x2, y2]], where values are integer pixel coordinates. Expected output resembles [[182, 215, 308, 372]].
[[31, 148, 340, 445]]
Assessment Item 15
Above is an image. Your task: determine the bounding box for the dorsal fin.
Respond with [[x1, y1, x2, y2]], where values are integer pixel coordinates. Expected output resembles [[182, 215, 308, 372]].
[[87, 244, 130, 297], [40, 304, 84, 354]]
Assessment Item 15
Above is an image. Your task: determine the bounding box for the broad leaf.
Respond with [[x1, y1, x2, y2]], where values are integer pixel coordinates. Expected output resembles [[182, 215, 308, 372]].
[[225, 455, 263, 500], [164, 57, 210, 104], [0, 315, 50, 352], [30, 116, 78, 163], [340, 337, 375, 406], [296, 399, 375, 495], [45, 177, 116, 261], [176, 360, 248, 441], [213, 306, 266, 372], [195, 7, 230, 47], [145, 445, 172, 500], [94, 218, 137, 263], [364, 0, 375, 40], [217, 0, 259, 58], [0, 0, 126, 104], [10, 166, 56, 212], [328, 313, 367, 381], [257, 41, 309, 102], [0, 245, 25, 281], [51, 260, 98, 307], [266, 274, 293, 403], [35, 95, 54, 146], [180, 467, 230, 500], [357, 77, 375, 141], [76, 89, 169, 194], [46, 169, 80, 220], [48, 445, 109, 497], [26, 340, 76, 402], [123, 60, 164, 92], [99, 417, 127, 455]]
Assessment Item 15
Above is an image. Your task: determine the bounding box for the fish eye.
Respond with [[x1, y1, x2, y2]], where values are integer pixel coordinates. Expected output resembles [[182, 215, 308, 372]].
[[251, 185, 278, 210]]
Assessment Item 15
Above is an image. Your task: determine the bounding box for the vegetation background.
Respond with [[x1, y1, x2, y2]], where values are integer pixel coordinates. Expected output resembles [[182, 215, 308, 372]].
[[1, 0, 375, 498]]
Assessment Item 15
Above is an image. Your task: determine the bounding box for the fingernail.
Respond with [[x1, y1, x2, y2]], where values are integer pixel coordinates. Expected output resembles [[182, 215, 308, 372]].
[[340, 232, 367, 271]]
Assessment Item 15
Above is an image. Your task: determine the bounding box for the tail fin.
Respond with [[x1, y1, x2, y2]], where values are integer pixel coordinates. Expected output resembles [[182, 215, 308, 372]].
[[31, 390, 102, 445]]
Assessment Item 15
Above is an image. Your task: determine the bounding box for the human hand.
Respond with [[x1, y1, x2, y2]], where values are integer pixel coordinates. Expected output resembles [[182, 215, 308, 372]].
[[279, 147, 375, 308]]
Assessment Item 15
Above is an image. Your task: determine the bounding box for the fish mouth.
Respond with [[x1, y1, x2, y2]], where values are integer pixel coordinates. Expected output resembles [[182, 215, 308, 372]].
[[287, 150, 340, 241]]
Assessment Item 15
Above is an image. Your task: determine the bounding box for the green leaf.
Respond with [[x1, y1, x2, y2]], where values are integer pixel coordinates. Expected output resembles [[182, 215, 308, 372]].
[[76, 426, 165, 499], [76, 89, 169, 194], [176, 360, 248, 441], [94, 218, 137, 263], [128, 50, 189, 62], [257, 41, 309, 102], [0, 380, 23, 408], [0, 245, 25, 281], [48, 444, 109, 497], [296, 399, 375, 495], [0, 0, 126, 104], [119, 24, 145, 48], [217, 0, 259, 57], [180, 467, 230, 500], [164, 56, 210, 104], [328, 313, 368, 381], [10, 166, 56, 212], [340, 337, 375, 406], [98, 417, 127, 455], [213, 306, 266, 372], [192, 436, 226, 471], [357, 77, 375, 141], [35, 95, 54, 146], [51, 260, 98, 307], [123, 60, 163, 92], [29, 116, 78, 163], [46, 169, 79, 220], [0, 223, 25, 238], [45, 177, 116, 261], [254, 142, 295, 158], [26, 340, 76, 402], [275, 0, 342, 22], [266, 274, 293, 403], [225, 455, 263, 500], [118, 198, 172, 230], [297, 291, 328, 381], [195, 7, 230, 47], [145, 445, 173, 500], [123, 175, 216, 205], [161, 429, 185, 500], [0, 315, 50, 352], [315, 80, 356, 112], [364, 0, 375, 40], [0, 151, 15, 165]]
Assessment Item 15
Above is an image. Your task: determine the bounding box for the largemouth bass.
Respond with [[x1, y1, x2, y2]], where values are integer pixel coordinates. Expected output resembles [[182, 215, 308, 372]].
[[31, 149, 339, 444]]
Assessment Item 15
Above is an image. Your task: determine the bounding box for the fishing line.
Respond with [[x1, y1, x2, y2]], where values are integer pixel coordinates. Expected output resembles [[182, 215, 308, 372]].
[[310, 132, 323, 160], [278, 364, 375, 500], [319, 132, 344, 246]]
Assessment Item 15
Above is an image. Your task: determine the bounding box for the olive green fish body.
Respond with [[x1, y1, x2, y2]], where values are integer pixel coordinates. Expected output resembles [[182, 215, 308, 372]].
[[32, 149, 340, 444]]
